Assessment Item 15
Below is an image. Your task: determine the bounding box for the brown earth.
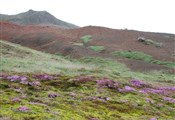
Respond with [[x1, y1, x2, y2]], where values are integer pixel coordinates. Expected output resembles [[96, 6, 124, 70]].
[[0, 21, 175, 72]]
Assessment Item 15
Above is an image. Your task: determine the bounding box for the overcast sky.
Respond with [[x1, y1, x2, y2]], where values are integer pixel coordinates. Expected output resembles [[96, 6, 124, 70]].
[[0, 0, 175, 34]]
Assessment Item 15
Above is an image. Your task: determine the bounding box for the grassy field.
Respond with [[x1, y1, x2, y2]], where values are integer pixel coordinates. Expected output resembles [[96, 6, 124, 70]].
[[0, 40, 175, 120], [1, 40, 174, 82]]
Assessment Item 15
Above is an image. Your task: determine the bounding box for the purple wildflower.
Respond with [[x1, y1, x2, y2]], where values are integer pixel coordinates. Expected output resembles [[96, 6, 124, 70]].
[[7, 75, 20, 82], [20, 80, 28, 84], [28, 81, 41, 86], [69, 92, 76, 97], [150, 117, 157, 120], [158, 86, 175, 91], [14, 87, 22, 92], [163, 97, 175, 103], [11, 97, 21, 103], [90, 118, 100, 120], [130, 79, 147, 87], [20, 76, 27, 81], [139, 88, 164, 94], [21, 95, 27, 98], [33, 74, 56, 81], [96, 79, 118, 88], [73, 76, 94, 83], [106, 97, 110, 101], [124, 86, 136, 91], [169, 87, 175, 91], [18, 106, 30, 112]]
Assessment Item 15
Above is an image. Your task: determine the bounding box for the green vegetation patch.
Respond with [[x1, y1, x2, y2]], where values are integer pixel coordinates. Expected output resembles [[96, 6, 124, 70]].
[[89, 46, 105, 52], [111, 51, 153, 62], [81, 35, 92, 47], [81, 35, 92, 43], [111, 51, 175, 68]]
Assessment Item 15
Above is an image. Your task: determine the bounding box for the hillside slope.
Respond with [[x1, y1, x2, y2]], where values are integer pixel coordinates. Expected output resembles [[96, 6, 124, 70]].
[[1, 21, 175, 72], [1, 40, 174, 81], [0, 10, 78, 29]]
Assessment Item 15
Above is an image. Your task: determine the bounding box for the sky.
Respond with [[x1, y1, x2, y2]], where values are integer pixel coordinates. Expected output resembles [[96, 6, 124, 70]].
[[0, 0, 175, 34]]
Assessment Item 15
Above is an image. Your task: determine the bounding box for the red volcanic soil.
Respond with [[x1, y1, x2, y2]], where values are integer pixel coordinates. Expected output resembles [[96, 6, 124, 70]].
[[0, 21, 175, 72]]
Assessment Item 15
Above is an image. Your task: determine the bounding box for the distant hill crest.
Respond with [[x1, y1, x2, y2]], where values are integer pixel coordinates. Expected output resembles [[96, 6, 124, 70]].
[[0, 9, 78, 29]]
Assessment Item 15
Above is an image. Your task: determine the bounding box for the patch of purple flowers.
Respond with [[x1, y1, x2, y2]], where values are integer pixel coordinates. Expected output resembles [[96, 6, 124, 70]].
[[6, 75, 20, 82], [118, 86, 136, 92], [139, 88, 165, 94], [11, 97, 21, 103], [130, 79, 147, 87], [96, 79, 118, 88], [163, 97, 175, 103], [150, 118, 157, 120], [18, 106, 30, 112], [33, 74, 56, 81], [157, 86, 175, 91], [28, 81, 41, 86], [124, 86, 136, 91], [73, 76, 94, 83], [6, 75, 27, 82]]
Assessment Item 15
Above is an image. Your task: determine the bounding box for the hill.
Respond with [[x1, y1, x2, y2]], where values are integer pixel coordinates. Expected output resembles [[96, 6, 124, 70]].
[[0, 21, 174, 73], [0, 40, 175, 120], [0, 9, 78, 29], [2, 40, 174, 81]]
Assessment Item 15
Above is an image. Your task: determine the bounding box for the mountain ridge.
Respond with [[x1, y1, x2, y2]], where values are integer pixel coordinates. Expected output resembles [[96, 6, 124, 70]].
[[0, 9, 79, 29]]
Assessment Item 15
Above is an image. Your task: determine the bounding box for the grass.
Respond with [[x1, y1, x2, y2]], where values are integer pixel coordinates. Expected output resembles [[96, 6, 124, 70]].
[[111, 51, 153, 62], [111, 51, 175, 68], [1, 40, 175, 83], [0, 40, 96, 75], [89, 46, 105, 52]]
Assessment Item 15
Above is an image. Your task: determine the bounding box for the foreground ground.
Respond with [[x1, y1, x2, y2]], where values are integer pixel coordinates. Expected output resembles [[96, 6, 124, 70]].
[[0, 73, 175, 120]]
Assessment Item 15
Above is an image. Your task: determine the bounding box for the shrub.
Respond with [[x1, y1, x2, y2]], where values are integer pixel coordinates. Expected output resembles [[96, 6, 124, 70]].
[[151, 60, 175, 67], [81, 35, 92, 47], [89, 46, 105, 52]]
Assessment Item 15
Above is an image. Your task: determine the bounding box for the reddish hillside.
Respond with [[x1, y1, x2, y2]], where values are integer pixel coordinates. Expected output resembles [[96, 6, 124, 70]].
[[0, 21, 174, 72]]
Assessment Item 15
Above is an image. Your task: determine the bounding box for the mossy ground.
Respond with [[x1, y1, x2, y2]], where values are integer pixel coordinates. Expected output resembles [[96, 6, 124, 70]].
[[0, 74, 175, 120]]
